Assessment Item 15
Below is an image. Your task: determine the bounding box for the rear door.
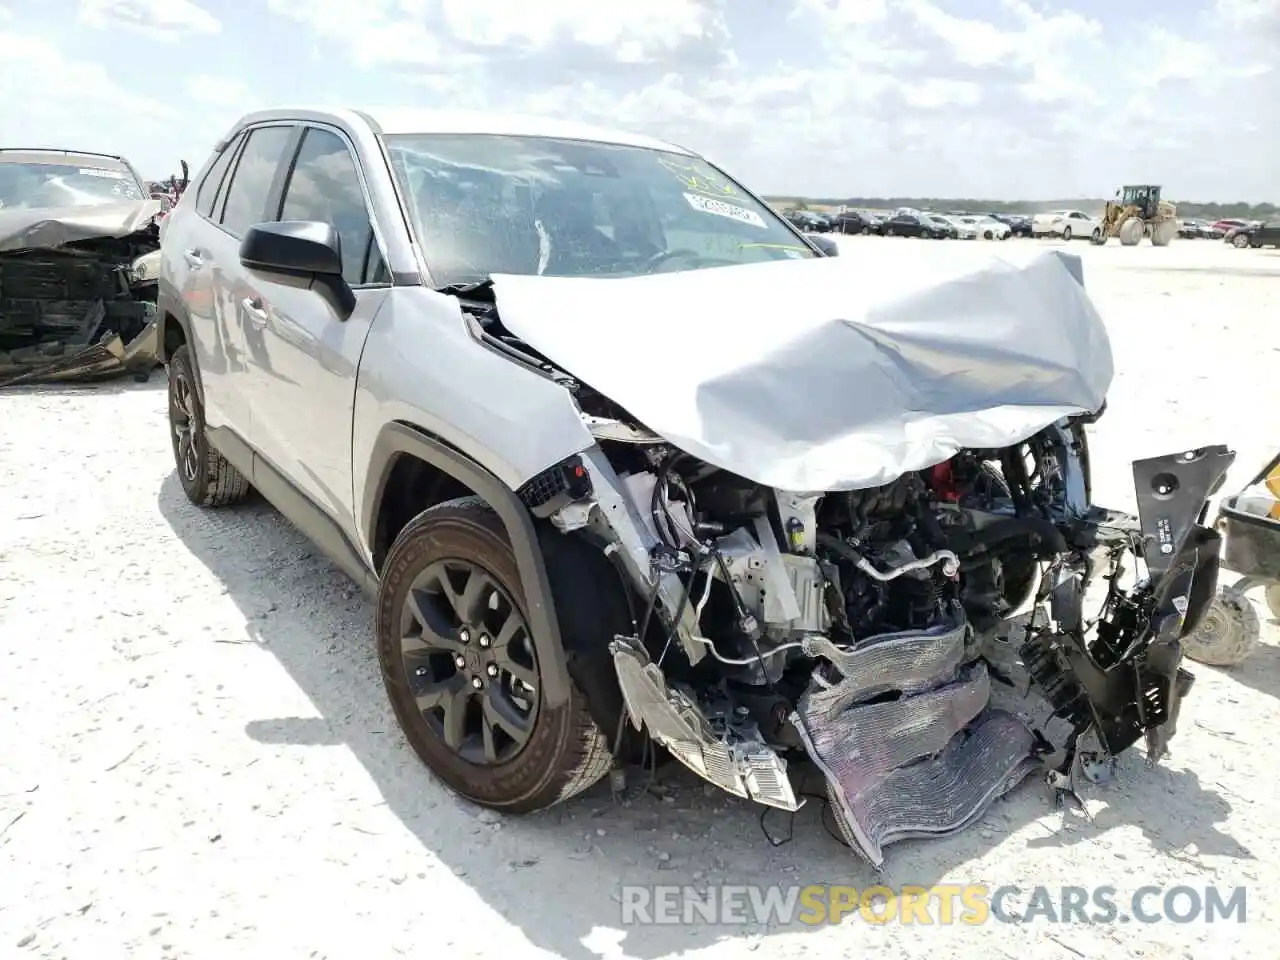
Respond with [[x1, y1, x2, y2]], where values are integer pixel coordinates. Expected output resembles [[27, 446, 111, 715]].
[[182, 123, 297, 440], [239, 123, 392, 529], [166, 131, 247, 432]]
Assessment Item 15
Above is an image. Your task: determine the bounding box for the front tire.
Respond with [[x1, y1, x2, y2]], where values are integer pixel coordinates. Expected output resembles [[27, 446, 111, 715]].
[[375, 497, 612, 813], [167, 344, 251, 507], [1061, 225, 1072, 241]]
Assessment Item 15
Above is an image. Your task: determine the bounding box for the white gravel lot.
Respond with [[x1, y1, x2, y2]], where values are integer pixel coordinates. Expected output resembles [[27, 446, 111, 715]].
[[2, 239, 1279, 960]]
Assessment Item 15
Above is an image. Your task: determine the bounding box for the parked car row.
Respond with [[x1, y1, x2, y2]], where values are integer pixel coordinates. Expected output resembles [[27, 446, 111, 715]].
[[783, 207, 1034, 241], [785, 205, 1271, 250], [1224, 220, 1280, 248], [1178, 218, 1225, 239]]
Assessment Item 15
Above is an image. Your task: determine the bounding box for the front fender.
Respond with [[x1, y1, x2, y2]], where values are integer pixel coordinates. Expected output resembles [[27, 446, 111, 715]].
[[361, 422, 573, 710]]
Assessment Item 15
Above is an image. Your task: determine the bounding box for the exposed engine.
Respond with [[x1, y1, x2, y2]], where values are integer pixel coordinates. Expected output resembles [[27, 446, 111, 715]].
[[531, 407, 1232, 866], [0, 232, 159, 386]]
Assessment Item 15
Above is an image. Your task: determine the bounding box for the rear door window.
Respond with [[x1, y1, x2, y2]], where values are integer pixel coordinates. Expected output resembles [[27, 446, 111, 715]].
[[220, 125, 294, 237]]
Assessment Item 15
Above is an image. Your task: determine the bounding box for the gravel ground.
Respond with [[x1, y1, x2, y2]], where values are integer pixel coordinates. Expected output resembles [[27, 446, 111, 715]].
[[2, 239, 1279, 960]]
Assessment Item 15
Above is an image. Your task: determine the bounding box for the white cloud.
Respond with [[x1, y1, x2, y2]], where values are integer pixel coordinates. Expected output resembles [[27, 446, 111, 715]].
[[790, 0, 887, 28], [439, 0, 726, 60], [899, 78, 982, 109], [1215, 0, 1280, 26], [185, 74, 250, 107], [0, 0, 1273, 197], [0, 29, 177, 131], [77, 0, 219, 43]]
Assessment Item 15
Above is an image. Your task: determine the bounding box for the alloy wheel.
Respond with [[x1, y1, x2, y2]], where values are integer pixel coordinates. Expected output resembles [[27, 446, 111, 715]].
[[169, 370, 199, 483], [399, 558, 540, 765]]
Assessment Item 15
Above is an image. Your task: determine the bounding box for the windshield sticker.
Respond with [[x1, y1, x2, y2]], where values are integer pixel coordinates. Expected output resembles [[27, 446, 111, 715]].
[[660, 158, 738, 198], [683, 192, 766, 229], [79, 168, 127, 179]]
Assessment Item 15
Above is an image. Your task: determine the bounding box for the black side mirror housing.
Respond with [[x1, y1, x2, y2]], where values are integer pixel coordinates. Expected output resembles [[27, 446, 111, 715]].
[[239, 220, 355, 317]]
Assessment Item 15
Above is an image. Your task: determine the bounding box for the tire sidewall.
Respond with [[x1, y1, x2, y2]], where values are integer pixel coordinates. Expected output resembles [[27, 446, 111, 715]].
[[375, 512, 579, 810]]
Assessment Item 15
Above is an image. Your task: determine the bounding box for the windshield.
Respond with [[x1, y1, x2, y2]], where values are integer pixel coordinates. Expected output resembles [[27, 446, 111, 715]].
[[0, 161, 145, 210], [383, 133, 816, 286]]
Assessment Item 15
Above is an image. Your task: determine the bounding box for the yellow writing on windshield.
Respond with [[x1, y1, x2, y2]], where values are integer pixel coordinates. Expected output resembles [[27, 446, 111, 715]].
[[659, 158, 738, 198]]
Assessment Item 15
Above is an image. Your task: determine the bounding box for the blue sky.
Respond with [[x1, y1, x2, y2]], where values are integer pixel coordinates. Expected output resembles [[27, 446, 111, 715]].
[[1, 0, 1275, 200]]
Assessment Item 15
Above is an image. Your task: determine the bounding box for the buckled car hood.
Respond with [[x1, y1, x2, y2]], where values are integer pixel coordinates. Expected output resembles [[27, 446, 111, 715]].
[[0, 199, 162, 253], [490, 246, 1114, 493]]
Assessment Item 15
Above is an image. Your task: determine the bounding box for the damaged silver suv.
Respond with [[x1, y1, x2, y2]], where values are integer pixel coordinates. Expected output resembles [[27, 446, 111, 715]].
[[157, 107, 1233, 866]]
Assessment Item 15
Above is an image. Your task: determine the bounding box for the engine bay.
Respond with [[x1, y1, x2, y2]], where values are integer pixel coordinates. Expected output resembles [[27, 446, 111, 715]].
[[534, 404, 1232, 865]]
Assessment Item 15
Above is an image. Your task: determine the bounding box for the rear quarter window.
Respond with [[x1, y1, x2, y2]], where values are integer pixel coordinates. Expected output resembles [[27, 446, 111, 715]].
[[196, 137, 241, 219]]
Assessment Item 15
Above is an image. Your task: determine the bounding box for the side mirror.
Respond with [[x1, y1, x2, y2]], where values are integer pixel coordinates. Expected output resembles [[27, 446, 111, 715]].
[[239, 220, 355, 317]]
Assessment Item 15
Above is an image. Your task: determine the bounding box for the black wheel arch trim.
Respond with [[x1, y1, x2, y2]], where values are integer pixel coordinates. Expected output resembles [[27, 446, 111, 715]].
[[363, 422, 573, 709], [157, 280, 195, 366]]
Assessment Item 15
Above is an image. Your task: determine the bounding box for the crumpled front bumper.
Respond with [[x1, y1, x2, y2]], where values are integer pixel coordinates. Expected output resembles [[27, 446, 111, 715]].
[[792, 614, 1041, 867], [796, 446, 1236, 867], [0, 314, 159, 388]]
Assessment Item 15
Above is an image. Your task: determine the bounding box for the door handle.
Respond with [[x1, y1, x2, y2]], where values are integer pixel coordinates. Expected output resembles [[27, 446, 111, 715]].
[[183, 248, 205, 268], [242, 296, 268, 326]]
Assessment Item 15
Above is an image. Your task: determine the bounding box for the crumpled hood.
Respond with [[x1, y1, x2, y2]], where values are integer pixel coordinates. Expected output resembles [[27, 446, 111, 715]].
[[490, 246, 1114, 492], [0, 199, 161, 253]]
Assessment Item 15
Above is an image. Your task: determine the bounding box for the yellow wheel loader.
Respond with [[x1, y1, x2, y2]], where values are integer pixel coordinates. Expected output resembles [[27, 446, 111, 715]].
[[1091, 184, 1179, 246]]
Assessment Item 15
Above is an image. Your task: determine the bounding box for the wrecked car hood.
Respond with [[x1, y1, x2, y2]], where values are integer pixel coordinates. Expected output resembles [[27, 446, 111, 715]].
[[0, 199, 161, 253], [490, 247, 1114, 492]]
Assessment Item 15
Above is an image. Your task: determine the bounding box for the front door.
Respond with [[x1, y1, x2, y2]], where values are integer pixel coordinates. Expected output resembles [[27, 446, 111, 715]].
[[238, 124, 392, 533]]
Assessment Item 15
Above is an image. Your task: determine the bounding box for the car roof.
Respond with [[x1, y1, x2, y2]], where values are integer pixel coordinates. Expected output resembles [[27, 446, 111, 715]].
[[0, 148, 133, 172], [230, 106, 695, 156]]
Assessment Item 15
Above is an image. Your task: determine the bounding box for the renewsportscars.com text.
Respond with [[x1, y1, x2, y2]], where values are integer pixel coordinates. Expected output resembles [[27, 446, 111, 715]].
[[619, 884, 1248, 926]]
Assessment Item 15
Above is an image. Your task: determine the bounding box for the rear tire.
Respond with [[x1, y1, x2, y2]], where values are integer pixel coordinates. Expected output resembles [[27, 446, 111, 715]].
[[167, 345, 251, 507], [375, 497, 613, 813], [1266, 583, 1280, 620], [1150, 220, 1176, 247], [1061, 226, 1072, 241]]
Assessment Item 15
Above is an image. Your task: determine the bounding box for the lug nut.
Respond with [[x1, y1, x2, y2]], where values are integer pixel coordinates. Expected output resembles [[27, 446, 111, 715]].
[[471, 677, 484, 689], [454, 655, 466, 669], [486, 664, 498, 677], [478, 635, 491, 648], [459, 628, 471, 644]]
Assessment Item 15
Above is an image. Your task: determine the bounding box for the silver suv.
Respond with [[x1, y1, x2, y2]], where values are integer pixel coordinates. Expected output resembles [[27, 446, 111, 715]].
[[156, 106, 831, 809], [157, 107, 1230, 864]]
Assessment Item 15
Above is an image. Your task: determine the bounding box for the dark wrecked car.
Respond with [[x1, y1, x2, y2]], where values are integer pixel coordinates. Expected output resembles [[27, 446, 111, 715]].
[[0, 148, 165, 387]]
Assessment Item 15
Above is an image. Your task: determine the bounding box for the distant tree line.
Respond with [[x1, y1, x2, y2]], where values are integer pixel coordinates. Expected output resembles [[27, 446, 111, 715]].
[[767, 196, 1277, 219]]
